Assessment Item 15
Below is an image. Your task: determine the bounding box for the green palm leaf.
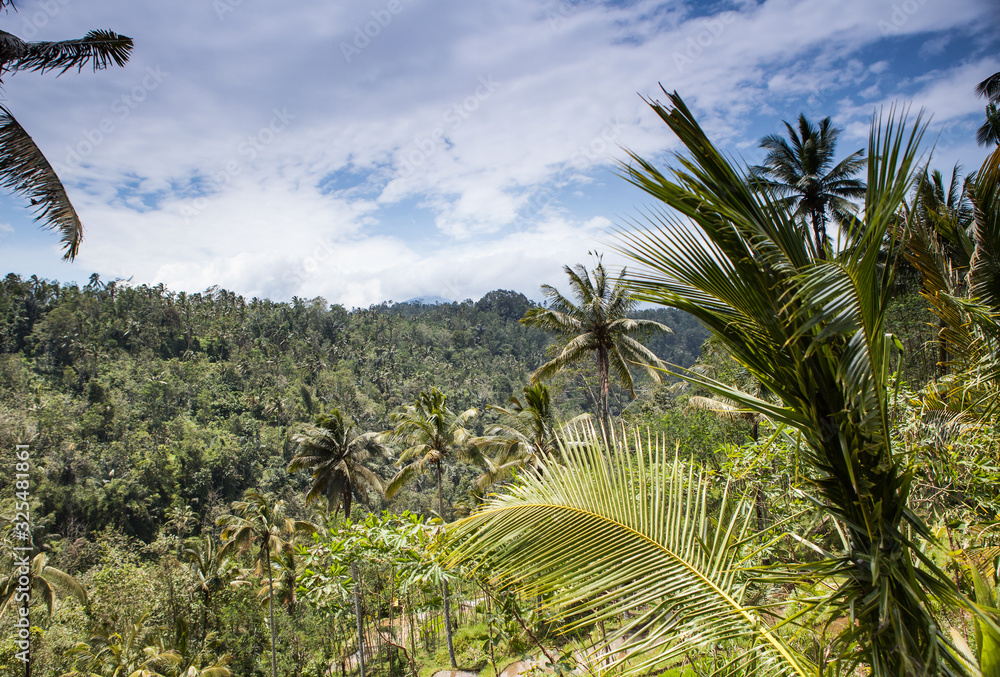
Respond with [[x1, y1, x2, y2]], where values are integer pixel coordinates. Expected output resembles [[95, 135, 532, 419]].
[[0, 106, 83, 258], [611, 90, 983, 675], [0, 20, 132, 260], [450, 423, 812, 677], [4, 29, 132, 75]]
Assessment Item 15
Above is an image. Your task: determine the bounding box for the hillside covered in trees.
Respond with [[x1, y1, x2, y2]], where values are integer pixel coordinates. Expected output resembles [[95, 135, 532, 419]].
[[0, 16, 997, 671], [0, 275, 707, 542]]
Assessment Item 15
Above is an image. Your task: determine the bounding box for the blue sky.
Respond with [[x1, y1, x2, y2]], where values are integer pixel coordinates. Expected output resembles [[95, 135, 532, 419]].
[[0, 0, 997, 307]]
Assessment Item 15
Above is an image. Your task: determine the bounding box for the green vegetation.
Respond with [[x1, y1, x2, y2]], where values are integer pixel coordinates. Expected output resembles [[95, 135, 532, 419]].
[[520, 256, 670, 434], [0, 281, 704, 675], [2, 75, 1000, 677], [0, 3, 133, 260]]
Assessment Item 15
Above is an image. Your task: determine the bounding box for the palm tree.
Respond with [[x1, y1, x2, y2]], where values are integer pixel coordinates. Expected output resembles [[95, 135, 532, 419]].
[[216, 490, 315, 677], [0, 551, 88, 619], [0, 7, 132, 259], [750, 114, 866, 258], [905, 148, 1000, 415], [289, 409, 390, 518], [903, 164, 975, 375], [1, 551, 87, 677], [611, 90, 976, 674], [473, 383, 589, 491], [289, 410, 389, 677], [62, 613, 183, 677], [451, 424, 812, 676], [383, 387, 482, 668], [182, 536, 229, 644], [977, 71, 1000, 147], [520, 256, 670, 435]]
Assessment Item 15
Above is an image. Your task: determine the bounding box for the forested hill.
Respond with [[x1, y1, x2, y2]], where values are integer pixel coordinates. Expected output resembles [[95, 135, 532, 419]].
[[0, 274, 707, 541]]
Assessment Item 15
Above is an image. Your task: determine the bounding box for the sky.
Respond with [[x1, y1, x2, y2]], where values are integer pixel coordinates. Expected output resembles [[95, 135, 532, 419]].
[[0, 0, 997, 308]]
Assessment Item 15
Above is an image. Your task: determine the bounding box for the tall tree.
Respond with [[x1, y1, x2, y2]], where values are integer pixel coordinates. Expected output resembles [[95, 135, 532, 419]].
[[289, 409, 390, 518], [904, 148, 1000, 415], [451, 425, 812, 676], [473, 383, 588, 491], [0, 5, 132, 259], [217, 490, 314, 677], [615, 90, 975, 674], [289, 409, 390, 677], [977, 71, 1000, 147], [520, 256, 670, 434], [903, 164, 975, 375], [0, 551, 87, 677], [182, 535, 229, 645], [750, 114, 866, 258], [383, 388, 482, 668]]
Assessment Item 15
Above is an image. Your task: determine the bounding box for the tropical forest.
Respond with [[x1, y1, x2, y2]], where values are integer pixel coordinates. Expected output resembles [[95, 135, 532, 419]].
[[3, 7, 1000, 677]]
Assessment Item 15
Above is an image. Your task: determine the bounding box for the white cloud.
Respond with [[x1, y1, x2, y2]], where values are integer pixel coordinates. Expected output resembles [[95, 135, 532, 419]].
[[1, 0, 997, 304]]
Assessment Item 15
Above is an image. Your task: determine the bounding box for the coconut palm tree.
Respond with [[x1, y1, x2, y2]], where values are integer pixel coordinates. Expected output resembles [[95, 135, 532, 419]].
[[452, 423, 813, 676], [977, 71, 1000, 147], [383, 387, 482, 668], [472, 383, 588, 491], [905, 148, 1000, 415], [289, 409, 390, 518], [902, 164, 975, 375], [1, 550, 87, 677], [0, 551, 87, 620], [216, 490, 315, 677], [611, 90, 978, 674], [750, 114, 866, 258], [62, 613, 182, 677], [520, 256, 670, 435], [182, 536, 229, 644], [0, 6, 132, 259]]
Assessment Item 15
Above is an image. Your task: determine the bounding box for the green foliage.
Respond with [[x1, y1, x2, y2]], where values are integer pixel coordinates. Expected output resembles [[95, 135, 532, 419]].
[[521, 254, 671, 431], [615, 90, 976, 674], [451, 423, 810, 676], [0, 277, 702, 544]]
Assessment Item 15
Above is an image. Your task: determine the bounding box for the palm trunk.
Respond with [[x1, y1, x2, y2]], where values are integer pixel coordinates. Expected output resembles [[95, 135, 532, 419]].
[[23, 575, 30, 677], [596, 346, 611, 441], [202, 589, 210, 647], [811, 209, 827, 260], [267, 552, 278, 677], [938, 316, 948, 378], [351, 561, 366, 677], [437, 461, 458, 668], [818, 420, 925, 673], [408, 592, 417, 665]]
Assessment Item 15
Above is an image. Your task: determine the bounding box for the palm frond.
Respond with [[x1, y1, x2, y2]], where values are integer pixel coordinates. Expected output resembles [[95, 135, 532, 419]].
[[450, 424, 812, 676], [6, 30, 132, 75], [614, 90, 974, 675], [385, 462, 426, 500], [0, 105, 82, 259], [978, 72, 1000, 103], [0, 29, 25, 66]]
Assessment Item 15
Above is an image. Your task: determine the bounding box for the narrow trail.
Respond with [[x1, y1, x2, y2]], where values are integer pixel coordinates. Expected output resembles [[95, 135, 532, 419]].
[[430, 637, 629, 677]]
